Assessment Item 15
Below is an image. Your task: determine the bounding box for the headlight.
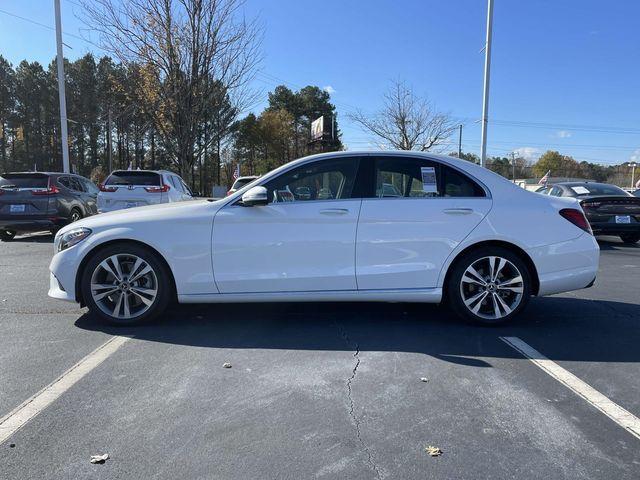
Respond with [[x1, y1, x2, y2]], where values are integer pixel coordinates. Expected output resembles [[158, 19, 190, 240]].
[[56, 227, 92, 252]]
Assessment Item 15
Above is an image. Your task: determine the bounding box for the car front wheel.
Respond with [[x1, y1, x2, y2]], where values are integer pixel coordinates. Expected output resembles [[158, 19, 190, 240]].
[[447, 247, 532, 325], [81, 243, 173, 325], [0, 229, 16, 242]]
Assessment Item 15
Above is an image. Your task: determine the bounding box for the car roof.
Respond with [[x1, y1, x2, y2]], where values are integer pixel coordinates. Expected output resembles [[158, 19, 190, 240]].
[[109, 169, 177, 174]]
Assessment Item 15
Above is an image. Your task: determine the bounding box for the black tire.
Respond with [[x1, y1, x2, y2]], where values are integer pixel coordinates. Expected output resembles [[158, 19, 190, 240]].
[[447, 247, 532, 325], [619, 233, 640, 244], [0, 229, 16, 242], [80, 242, 173, 326], [69, 208, 83, 224]]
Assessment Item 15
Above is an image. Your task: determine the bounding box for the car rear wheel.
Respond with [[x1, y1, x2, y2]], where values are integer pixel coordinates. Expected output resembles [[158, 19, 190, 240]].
[[447, 247, 532, 325], [81, 243, 173, 326], [0, 229, 16, 242], [620, 233, 640, 244], [69, 208, 82, 223]]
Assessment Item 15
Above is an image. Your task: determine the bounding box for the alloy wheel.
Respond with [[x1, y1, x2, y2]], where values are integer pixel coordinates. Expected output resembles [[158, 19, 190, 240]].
[[459, 256, 524, 321], [90, 253, 159, 320]]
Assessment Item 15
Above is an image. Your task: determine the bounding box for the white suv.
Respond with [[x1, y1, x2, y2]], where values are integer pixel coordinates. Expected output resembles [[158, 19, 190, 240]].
[[97, 170, 193, 213]]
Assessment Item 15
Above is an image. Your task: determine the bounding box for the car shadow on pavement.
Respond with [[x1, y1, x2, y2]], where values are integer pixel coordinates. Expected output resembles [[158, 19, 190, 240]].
[[7, 233, 54, 243], [74, 296, 640, 367], [597, 236, 639, 251]]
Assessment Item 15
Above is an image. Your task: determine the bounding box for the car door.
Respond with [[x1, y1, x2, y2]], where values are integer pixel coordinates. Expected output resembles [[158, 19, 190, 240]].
[[78, 177, 99, 214], [67, 176, 92, 215], [355, 156, 492, 290], [212, 156, 363, 293]]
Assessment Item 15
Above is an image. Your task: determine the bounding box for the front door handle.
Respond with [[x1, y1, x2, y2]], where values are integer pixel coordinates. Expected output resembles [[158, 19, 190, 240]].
[[320, 208, 349, 215], [443, 208, 473, 215]]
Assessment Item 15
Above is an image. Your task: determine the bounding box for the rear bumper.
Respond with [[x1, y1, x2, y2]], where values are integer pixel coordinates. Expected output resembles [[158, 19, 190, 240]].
[[589, 222, 640, 235], [527, 233, 600, 296], [0, 217, 67, 232]]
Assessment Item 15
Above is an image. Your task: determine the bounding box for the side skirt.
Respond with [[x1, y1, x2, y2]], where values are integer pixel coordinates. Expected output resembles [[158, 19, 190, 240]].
[[178, 288, 443, 304]]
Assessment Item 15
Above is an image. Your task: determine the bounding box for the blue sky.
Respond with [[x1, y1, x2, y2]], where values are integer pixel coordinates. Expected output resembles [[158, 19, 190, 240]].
[[1, 0, 639, 165]]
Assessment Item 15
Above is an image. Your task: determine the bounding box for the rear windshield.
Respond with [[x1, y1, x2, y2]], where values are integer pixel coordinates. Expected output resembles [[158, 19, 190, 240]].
[[568, 184, 628, 196], [0, 173, 49, 188], [105, 171, 161, 186]]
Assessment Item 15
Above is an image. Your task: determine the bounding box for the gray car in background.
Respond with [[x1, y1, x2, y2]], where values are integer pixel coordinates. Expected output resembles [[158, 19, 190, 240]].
[[0, 172, 99, 241]]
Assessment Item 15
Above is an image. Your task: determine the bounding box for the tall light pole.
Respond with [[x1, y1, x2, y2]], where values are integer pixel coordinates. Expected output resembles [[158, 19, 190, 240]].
[[480, 0, 494, 168], [627, 161, 638, 189], [54, 0, 70, 173]]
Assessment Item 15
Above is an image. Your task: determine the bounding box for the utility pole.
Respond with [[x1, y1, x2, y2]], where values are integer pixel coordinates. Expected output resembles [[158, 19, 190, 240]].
[[106, 108, 113, 173], [510, 151, 516, 183], [480, 0, 494, 168], [458, 124, 463, 158], [54, 0, 70, 173], [627, 161, 638, 189]]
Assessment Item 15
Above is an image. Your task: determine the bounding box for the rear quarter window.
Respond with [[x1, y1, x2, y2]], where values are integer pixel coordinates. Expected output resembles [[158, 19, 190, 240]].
[[105, 171, 161, 186]]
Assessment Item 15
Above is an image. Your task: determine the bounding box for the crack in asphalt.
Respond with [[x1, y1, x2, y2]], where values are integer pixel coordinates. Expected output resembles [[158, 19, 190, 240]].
[[336, 324, 383, 480]]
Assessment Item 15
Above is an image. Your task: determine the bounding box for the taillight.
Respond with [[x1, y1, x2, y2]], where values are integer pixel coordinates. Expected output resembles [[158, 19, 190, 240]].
[[559, 208, 592, 235], [581, 201, 601, 209], [31, 185, 59, 195], [144, 184, 170, 193], [99, 184, 118, 192]]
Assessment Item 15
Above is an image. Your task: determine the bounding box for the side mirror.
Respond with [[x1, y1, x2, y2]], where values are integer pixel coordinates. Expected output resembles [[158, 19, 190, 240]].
[[241, 186, 268, 206]]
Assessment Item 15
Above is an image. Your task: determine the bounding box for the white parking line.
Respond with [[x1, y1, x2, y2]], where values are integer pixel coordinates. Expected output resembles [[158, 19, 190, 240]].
[[0, 335, 130, 444], [500, 336, 640, 440]]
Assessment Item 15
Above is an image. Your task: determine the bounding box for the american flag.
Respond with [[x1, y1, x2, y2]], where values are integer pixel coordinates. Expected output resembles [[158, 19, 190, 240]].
[[232, 163, 240, 181], [538, 170, 551, 185]]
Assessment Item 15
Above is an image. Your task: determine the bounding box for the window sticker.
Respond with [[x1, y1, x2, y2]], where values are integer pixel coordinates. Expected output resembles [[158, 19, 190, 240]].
[[421, 167, 438, 193], [571, 186, 590, 195]]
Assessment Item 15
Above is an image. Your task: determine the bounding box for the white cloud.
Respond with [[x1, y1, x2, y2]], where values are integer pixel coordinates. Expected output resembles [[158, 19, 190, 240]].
[[555, 130, 572, 138], [323, 85, 336, 95], [514, 147, 541, 161], [631, 149, 640, 162]]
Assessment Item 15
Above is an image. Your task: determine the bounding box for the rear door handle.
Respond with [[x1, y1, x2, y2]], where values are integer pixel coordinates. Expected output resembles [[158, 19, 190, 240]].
[[320, 208, 349, 215], [443, 208, 473, 215]]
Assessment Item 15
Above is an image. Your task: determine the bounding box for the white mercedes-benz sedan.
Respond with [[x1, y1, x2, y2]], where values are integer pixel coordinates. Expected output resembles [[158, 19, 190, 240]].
[[48, 151, 599, 325]]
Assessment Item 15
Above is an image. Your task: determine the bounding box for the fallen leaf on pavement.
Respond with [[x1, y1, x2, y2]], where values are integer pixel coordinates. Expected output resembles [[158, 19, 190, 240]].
[[222, 362, 232, 368], [90, 453, 109, 464], [425, 446, 442, 457]]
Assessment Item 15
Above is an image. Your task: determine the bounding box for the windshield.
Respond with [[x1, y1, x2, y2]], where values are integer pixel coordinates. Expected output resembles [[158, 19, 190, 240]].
[[105, 171, 161, 186], [0, 173, 50, 189], [567, 184, 628, 197]]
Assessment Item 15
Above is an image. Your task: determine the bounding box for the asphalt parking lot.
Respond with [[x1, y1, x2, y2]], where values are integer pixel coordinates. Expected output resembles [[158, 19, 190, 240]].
[[0, 234, 639, 479]]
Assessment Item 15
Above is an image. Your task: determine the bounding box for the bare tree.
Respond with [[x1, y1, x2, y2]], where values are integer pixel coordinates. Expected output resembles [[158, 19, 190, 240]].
[[81, 0, 262, 181], [350, 80, 456, 151]]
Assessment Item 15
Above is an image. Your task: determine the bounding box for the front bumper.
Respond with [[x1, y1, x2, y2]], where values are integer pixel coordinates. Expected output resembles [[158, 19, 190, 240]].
[[48, 244, 84, 302]]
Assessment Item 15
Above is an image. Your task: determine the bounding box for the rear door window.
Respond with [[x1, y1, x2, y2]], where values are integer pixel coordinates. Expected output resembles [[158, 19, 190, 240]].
[[69, 177, 85, 192], [105, 171, 161, 186], [371, 157, 485, 198]]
